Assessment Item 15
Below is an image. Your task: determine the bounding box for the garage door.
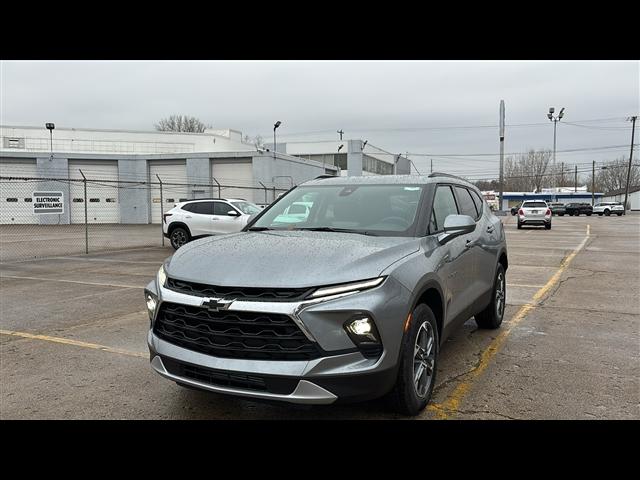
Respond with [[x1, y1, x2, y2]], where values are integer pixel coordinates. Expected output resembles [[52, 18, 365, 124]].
[[0, 159, 39, 224], [211, 159, 254, 203], [149, 162, 188, 223], [69, 161, 120, 224]]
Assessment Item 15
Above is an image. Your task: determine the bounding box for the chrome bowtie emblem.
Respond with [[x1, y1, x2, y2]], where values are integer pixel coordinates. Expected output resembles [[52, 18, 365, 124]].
[[202, 298, 233, 312]]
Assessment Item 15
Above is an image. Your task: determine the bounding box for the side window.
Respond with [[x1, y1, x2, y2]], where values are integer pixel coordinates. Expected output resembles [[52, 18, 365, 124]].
[[190, 202, 214, 215], [213, 202, 235, 215], [470, 189, 484, 219], [454, 186, 478, 220], [431, 185, 459, 233], [181, 203, 196, 213]]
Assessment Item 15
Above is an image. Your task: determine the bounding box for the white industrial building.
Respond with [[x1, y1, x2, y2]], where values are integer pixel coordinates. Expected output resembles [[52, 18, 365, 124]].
[[1, 125, 409, 225], [267, 139, 410, 177], [601, 186, 640, 211]]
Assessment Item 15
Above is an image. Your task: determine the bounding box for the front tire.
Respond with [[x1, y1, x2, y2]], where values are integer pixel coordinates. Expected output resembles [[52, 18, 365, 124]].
[[170, 227, 191, 250], [475, 264, 506, 329], [617, 212, 623, 216], [390, 304, 439, 416], [604, 209, 611, 216]]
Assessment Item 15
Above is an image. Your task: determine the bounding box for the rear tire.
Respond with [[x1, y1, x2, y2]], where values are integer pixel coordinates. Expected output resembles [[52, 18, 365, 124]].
[[598, 213, 603, 216], [604, 209, 610, 216], [475, 264, 506, 329], [170, 227, 191, 250], [389, 304, 439, 416], [517, 221, 522, 229], [617, 212, 623, 216], [545, 223, 552, 230]]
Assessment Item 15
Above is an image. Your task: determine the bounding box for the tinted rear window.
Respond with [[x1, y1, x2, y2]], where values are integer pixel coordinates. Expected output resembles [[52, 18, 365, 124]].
[[454, 186, 479, 220], [523, 202, 547, 208]]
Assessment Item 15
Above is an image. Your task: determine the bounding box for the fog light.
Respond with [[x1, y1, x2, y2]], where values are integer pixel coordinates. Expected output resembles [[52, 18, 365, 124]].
[[346, 316, 378, 342], [145, 290, 158, 321], [347, 317, 373, 336], [344, 315, 382, 359]]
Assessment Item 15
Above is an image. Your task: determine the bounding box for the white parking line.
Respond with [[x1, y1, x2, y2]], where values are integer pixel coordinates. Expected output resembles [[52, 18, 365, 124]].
[[0, 275, 142, 289]]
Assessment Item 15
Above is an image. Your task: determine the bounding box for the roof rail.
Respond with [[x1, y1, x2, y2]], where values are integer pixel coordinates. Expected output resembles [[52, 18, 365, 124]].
[[314, 174, 338, 180], [182, 197, 228, 202], [428, 172, 469, 182]]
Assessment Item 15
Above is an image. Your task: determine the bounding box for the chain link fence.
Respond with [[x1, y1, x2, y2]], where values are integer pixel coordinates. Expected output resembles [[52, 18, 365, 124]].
[[0, 175, 288, 263]]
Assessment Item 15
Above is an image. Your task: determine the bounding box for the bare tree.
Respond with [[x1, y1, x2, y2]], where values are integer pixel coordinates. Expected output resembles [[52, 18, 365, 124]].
[[502, 149, 552, 192], [593, 156, 640, 193], [154, 115, 211, 133]]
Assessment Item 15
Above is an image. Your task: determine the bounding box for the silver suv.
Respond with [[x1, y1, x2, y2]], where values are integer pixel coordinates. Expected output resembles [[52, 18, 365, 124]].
[[145, 174, 508, 415]]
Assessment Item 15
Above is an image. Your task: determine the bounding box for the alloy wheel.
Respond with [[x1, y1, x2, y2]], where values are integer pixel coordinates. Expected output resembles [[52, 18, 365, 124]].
[[495, 271, 505, 319], [413, 321, 435, 398], [171, 230, 187, 248]]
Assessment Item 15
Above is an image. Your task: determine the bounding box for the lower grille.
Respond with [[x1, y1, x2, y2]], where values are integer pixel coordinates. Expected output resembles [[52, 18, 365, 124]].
[[153, 302, 321, 361], [162, 356, 298, 395]]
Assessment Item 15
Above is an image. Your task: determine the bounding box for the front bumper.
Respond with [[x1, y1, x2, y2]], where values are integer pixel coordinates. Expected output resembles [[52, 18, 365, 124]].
[[146, 275, 410, 404]]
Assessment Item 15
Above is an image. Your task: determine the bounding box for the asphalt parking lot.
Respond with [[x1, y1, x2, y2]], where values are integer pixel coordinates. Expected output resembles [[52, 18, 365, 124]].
[[1, 214, 639, 419]]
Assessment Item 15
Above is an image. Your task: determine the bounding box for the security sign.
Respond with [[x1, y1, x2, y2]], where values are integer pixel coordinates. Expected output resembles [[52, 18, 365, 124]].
[[33, 191, 64, 214]]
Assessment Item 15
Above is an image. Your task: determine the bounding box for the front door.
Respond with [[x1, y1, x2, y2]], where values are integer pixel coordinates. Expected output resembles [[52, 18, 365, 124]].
[[212, 201, 244, 234]]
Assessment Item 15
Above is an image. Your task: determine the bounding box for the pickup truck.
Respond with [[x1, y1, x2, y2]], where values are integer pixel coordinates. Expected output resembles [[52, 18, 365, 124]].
[[564, 203, 593, 216]]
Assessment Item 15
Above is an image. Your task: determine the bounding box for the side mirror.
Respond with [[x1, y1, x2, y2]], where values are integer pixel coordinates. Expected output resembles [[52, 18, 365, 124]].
[[227, 210, 241, 217], [438, 214, 476, 245]]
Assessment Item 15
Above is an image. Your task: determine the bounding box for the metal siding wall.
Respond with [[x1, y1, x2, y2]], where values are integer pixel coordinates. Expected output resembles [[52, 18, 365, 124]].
[[0, 159, 39, 224], [148, 161, 188, 223]]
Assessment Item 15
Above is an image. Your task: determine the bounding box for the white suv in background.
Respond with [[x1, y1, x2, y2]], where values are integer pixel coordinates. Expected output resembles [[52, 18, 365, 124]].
[[163, 198, 261, 249], [593, 201, 624, 216]]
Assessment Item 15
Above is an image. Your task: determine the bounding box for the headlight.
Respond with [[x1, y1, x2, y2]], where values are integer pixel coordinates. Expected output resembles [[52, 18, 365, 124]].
[[144, 289, 158, 321], [309, 277, 385, 299], [157, 264, 167, 287]]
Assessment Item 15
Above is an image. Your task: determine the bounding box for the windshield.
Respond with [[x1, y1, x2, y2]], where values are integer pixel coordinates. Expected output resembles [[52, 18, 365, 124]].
[[250, 184, 424, 236], [231, 201, 261, 215]]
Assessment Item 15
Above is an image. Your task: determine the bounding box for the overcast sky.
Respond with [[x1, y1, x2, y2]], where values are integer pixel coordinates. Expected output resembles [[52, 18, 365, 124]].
[[1, 60, 638, 179]]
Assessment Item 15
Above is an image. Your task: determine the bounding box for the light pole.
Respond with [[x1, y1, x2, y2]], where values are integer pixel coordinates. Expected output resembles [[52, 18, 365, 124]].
[[273, 121, 281, 161], [46, 123, 55, 160], [547, 107, 565, 194]]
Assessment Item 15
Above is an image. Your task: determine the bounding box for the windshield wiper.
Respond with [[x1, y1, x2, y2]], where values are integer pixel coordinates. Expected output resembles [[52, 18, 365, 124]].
[[296, 227, 374, 236], [247, 226, 274, 231]]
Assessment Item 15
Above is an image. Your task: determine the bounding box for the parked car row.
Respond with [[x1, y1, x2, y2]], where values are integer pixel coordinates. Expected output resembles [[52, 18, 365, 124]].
[[511, 201, 624, 217]]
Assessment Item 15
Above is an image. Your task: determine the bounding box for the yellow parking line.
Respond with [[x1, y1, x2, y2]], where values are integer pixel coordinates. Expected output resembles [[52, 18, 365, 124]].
[[0, 329, 148, 359], [427, 224, 591, 419]]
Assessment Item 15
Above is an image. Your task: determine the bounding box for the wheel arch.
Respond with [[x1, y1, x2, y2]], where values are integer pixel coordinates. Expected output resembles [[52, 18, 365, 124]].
[[410, 280, 445, 344], [167, 221, 192, 237]]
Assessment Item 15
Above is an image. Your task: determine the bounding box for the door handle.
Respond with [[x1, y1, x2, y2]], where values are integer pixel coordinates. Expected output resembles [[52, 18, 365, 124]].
[[465, 239, 475, 249], [486, 225, 494, 233], [185, 216, 192, 219]]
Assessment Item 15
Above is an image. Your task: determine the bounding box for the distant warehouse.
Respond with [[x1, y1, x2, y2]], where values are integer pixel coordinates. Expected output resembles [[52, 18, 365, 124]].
[[1, 125, 411, 225]]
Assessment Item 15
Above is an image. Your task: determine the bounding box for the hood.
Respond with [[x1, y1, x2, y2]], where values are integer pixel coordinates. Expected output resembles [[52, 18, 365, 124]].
[[167, 230, 420, 288]]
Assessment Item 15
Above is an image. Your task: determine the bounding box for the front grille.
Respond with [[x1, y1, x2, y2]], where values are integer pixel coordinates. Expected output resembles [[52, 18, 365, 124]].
[[161, 356, 298, 395], [153, 302, 321, 361], [166, 277, 313, 302]]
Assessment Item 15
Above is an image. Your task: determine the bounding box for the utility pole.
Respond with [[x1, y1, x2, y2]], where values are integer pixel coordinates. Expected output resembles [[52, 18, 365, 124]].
[[499, 100, 505, 212], [337, 129, 344, 140], [592, 160, 595, 206], [574, 164, 577, 193], [560, 162, 564, 188], [623, 115, 637, 215]]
